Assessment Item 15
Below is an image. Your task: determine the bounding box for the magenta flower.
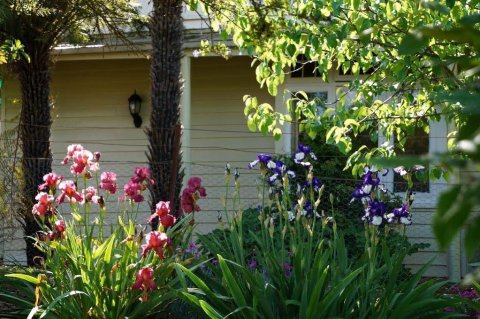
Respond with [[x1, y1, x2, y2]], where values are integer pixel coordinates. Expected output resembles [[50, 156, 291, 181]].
[[99, 171, 117, 194], [62, 145, 100, 176], [155, 201, 171, 217], [181, 177, 207, 214], [160, 214, 176, 229], [54, 220, 66, 234], [131, 267, 156, 292], [123, 181, 144, 203], [38, 172, 62, 191], [83, 186, 100, 204], [32, 192, 55, 218], [56, 180, 83, 204], [141, 231, 171, 259], [131, 166, 154, 187]]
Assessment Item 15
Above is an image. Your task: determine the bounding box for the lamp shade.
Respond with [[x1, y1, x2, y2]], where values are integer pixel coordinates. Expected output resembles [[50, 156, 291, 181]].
[[128, 91, 143, 128], [128, 91, 142, 115]]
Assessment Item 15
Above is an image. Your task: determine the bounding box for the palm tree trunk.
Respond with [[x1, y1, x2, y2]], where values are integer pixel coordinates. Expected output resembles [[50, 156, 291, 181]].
[[16, 46, 52, 266], [147, 0, 184, 218]]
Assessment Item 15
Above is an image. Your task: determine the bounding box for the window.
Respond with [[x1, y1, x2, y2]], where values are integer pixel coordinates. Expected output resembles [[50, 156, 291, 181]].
[[292, 90, 328, 151], [291, 54, 320, 78]]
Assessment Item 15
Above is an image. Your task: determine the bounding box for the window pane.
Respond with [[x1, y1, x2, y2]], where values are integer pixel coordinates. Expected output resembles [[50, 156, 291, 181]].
[[293, 91, 328, 151], [291, 54, 320, 78]]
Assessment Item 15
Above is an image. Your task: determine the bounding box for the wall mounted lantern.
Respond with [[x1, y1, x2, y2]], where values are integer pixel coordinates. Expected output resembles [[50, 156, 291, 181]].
[[128, 90, 142, 128]]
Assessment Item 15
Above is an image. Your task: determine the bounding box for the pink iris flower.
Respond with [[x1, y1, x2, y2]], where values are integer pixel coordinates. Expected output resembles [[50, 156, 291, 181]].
[[99, 171, 117, 194], [62, 144, 99, 176], [38, 172, 62, 191], [160, 214, 176, 229], [83, 186, 100, 204], [32, 192, 55, 218], [141, 231, 171, 259], [131, 267, 156, 292], [155, 201, 170, 217], [131, 166, 154, 186], [123, 181, 144, 203], [54, 220, 66, 234], [56, 180, 83, 204], [181, 177, 207, 214]]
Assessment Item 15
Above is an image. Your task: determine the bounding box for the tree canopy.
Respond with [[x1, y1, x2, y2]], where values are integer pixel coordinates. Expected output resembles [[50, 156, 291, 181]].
[[0, 0, 143, 265], [187, 0, 480, 257]]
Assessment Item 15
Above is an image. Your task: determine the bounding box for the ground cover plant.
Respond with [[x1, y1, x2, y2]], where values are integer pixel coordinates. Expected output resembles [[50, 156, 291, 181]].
[[175, 145, 463, 318]]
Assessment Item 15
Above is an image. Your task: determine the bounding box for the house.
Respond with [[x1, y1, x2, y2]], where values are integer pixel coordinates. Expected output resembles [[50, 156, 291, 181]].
[[0, 1, 468, 280]]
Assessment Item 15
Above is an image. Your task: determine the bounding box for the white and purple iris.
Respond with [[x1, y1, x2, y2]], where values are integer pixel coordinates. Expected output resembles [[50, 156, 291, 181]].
[[362, 199, 387, 225], [302, 177, 323, 193], [294, 144, 318, 167], [267, 160, 296, 185], [394, 165, 425, 177], [353, 166, 414, 226], [248, 154, 275, 169], [249, 154, 296, 186], [352, 167, 382, 201], [385, 202, 412, 225]]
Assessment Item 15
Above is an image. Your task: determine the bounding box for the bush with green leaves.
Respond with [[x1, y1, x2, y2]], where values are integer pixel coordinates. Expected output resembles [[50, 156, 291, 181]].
[[3, 144, 202, 318], [175, 149, 460, 318]]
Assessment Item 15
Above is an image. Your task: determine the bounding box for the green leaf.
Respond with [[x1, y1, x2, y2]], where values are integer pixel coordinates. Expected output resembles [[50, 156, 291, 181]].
[[199, 300, 223, 319], [465, 216, 480, 257], [398, 32, 428, 55], [247, 117, 257, 132], [5, 274, 40, 285], [433, 185, 472, 250], [217, 255, 247, 308], [273, 128, 282, 140], [40, 291, 89, 318]]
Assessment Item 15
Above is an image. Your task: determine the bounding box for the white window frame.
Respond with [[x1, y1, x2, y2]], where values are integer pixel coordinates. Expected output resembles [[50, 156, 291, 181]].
[[275, 71, 336, 155]]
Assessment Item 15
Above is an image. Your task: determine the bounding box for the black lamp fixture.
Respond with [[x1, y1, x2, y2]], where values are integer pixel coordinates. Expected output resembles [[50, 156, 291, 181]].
[[128, 90, 142, 128]]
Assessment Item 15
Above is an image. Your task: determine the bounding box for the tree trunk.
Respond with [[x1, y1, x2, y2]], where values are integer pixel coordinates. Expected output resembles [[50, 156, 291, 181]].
[[16, 46, 52, 266], [147, 0, 184, 218]]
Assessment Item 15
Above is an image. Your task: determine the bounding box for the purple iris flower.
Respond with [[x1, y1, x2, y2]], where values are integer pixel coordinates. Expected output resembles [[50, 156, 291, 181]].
[[283, 263, 293, 278], [248, 259, 257, 269], [273, 160, 284, 175], [363, 199, 386, 225], [386, 202, 412, 225], [248, 153, 274, 169], [267, 161, 296, 185], [302, 201, 314, 217], [294, 144, 317, 165], [362, 171, 380, 188], [302, 177, 322, 192], [351, 169, 381, 202]]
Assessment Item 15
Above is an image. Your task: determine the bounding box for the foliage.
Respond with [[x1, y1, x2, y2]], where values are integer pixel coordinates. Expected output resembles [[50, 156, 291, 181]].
[[411, 14, 480, 259], [186, 0, 472, 174], [2, 145, 199, 318], [175, 150, 458, 318], [185, 0, 480, 266], [0, 0, 144, 46], [0, 39, 27, 64], [0, 265, 36, 318]]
